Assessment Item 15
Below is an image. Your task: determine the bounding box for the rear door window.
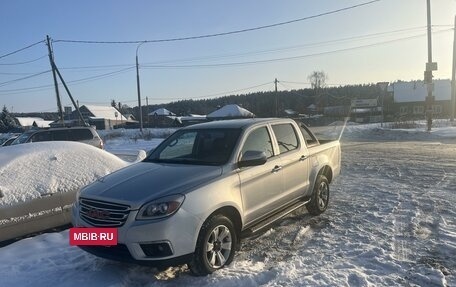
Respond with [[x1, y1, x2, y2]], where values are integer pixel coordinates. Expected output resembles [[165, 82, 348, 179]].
[[69, 129, 93, 140], [299, 124, 319, 146], [30, 131, 51, 142], [272, 124, 299, 154], [51, 130, 69, 141], [12, 131, 35, 144]]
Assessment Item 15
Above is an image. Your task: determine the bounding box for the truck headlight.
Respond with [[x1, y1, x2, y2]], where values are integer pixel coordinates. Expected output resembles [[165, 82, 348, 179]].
[[136, 194, 185, 220]]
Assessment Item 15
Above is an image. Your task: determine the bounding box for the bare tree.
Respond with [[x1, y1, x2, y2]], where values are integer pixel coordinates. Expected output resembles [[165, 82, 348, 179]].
[[308, 71, 328, 111], [308, 71, 328, 90]]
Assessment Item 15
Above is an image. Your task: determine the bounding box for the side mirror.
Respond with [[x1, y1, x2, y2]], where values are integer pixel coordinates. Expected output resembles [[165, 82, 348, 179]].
[[238, 151, 267, 168]]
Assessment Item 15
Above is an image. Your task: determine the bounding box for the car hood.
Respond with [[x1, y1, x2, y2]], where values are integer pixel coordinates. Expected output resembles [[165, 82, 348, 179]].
[[80, 162, 222, 209]]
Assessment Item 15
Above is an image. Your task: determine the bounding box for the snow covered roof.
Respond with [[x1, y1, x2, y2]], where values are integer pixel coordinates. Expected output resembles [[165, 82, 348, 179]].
[[284, 109, 297, 115], [82, 105, 126, 121], [148, 108, 175, 116], [15, 117, 44, 127], [207, 104, 255, 119], [391, 79, 451, 103], [123, 113, 135, 120], [187, 114, 206, 118], [307, 104, 317, 109], [32, 120, 53, 128]]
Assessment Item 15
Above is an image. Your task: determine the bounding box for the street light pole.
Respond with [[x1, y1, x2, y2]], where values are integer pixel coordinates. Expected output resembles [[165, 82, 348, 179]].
[[451, 15, 456, 122], [377, 82, 389, 127], [136, 42, 146, 132], [424, 0, 437, 132]]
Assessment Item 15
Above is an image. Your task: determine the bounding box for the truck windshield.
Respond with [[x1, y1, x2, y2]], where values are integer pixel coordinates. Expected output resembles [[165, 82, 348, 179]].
[[145, 128, 241, 166]]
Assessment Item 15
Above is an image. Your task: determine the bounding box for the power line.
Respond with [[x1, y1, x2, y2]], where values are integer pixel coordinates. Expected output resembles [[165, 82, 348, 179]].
[[0, 83, 54, 94], [51, 27, 425, 70], [278, 82, 309, 98], [111, 82, 273, 105], [280, 80, 344, 87], [0, 55, 47, 66], [0, 71, 47, 75], [0, 66, 135, 94], [140, 28, 453, 69], [60, 63, 134, 70], [1, 28, 452, 94], [148, 82, 273, 101], [139, 26, 428, 65], [49, 26, 435, 71], [53, 0, 381, 44], [63, 66, 135, 84], [0, 70, 51, 87], [0, 40, 45, 60]]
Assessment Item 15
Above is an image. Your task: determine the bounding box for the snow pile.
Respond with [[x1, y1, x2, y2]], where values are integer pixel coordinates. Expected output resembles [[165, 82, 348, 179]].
[[0, 142, 128, 207], [312, 120, 456, 142]]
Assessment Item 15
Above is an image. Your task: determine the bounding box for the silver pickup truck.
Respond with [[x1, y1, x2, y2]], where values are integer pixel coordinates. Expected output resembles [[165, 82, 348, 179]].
[[72, 118, 341, 275]]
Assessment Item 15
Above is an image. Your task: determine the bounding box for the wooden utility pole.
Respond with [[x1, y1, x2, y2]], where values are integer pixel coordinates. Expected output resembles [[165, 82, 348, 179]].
[[451, 15, 456, 122], [424, 0, 437, 131], [53, 64, 88, 126], [274, 78, 278, 117], [135, 42, 146, 132], [146, 96, 149, 126], [46, 35, 64, 125]]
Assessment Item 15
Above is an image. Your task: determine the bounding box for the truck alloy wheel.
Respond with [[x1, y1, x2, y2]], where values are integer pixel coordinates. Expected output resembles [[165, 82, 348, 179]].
[[306, 175, 330, 215], [205, 225, 232, 268], [190, 214, 237, 276], [317, 180, 329, 210]]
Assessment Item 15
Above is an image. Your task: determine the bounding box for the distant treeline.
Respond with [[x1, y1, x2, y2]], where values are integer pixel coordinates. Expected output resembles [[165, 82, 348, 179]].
[[13, 84, 384, 121], [135, 84, 384, 117]]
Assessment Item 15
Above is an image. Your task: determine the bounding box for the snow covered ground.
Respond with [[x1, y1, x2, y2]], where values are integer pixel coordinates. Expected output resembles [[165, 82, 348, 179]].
[[0, 122, 455, 286]]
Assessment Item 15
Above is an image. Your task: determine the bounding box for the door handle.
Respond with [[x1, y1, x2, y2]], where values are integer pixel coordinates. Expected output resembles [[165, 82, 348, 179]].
[[272, 165, 282, 173], [299, 155, 308, 161]]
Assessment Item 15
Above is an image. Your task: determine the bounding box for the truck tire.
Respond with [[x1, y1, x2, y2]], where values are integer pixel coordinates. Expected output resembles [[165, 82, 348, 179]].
[[189, 214, 237, 276], [306, 175, 330, 215]]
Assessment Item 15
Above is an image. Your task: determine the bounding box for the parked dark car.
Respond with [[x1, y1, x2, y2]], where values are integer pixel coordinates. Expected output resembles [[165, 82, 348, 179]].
[[10, 127, 104, 149], [1, 136, 19, 147], [1, 134, 20, 147]]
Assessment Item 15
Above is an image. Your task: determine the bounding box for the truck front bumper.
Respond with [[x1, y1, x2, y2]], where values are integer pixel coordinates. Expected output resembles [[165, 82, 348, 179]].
[[71, 202, 201, 266]]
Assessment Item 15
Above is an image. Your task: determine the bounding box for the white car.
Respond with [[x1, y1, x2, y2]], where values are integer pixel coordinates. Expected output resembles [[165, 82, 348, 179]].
[[0, 142, 127, 243]]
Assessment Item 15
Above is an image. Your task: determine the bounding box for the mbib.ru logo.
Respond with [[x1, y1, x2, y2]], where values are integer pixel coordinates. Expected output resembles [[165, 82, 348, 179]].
[[70, 228, 118, 246]]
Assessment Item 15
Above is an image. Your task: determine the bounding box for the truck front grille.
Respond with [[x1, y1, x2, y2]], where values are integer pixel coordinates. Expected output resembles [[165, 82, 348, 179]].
[[79, 198, 130, 227]]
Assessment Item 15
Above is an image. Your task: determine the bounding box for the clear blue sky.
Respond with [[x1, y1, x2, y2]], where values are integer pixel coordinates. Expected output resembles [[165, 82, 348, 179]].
[[0, 0, 455, 113]]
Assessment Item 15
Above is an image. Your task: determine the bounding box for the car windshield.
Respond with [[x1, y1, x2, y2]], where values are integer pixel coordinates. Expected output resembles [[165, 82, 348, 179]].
[[145, 128, 241, 166], [10, 131, 34, 145]]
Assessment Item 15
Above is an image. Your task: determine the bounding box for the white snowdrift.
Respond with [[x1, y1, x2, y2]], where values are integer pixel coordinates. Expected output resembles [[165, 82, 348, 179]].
[[0, 142, 128, 207]]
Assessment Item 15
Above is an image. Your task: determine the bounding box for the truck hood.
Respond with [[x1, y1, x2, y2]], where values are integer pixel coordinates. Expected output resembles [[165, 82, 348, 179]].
[[80, 162, 222, 209]]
